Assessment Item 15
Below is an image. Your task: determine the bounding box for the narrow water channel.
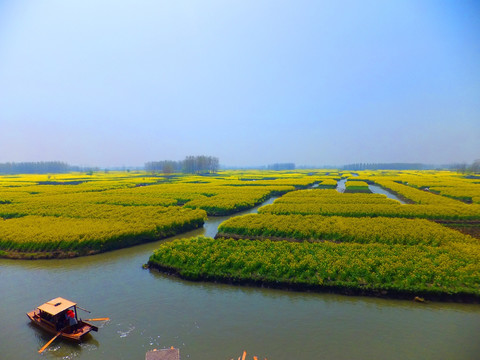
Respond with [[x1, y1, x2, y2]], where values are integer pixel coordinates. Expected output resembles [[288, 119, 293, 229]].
[[337, 179, 406, 204], [202, 196, 278, 238], [336, 179, 346, 193], [368, 184, 407, 204], [0, 196, 479, 360]]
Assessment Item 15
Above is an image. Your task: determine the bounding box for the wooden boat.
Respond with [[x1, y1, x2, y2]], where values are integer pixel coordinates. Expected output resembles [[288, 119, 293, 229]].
[[27, 297, 98, 342]]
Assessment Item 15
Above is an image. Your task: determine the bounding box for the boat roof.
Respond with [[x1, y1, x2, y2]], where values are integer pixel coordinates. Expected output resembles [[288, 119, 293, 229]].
[[37, 297, 76, 316]]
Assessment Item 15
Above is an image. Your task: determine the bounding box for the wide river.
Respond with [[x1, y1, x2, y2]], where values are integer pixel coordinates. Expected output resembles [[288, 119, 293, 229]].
[[1, 198, 479, 360]]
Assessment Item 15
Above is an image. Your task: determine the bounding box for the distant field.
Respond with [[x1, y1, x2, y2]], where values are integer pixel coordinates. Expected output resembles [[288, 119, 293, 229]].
[[2, 169, 480, 301], [0, 170, 320, 258]]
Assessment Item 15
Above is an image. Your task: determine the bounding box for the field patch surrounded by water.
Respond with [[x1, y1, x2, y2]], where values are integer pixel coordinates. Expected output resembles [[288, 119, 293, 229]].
[[0, 171, 317, 258], [1, 170, 480, 302], [150, 170, 480, 302]]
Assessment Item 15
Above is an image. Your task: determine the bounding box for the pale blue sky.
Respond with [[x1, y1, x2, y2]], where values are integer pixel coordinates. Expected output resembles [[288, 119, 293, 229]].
[[1, 1, 479, 167]]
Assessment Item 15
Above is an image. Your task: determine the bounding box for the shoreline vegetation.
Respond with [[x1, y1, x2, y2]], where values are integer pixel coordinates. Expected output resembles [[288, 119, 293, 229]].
[[147, 236, 480, 303], [0, 210, 206, 259], [1, 170, 480, 302]]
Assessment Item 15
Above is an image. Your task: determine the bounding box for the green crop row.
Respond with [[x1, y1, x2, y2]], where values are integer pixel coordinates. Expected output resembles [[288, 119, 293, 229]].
[[374, 180, 466, 206], [217, 213, 476, 246], [259, 202, 480, 220], [275, 189, 398, 204], [0, 208, 206, 256], [148, 236, 480, 300], [318, 179, 337, 189], [183, 186, 293, 215], [345, 181, 369, 190], [258, 188, 480, 220]]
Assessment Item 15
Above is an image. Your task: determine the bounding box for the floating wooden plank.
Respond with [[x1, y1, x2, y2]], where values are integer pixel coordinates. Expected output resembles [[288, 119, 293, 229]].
[[145, 347, 180, 360]]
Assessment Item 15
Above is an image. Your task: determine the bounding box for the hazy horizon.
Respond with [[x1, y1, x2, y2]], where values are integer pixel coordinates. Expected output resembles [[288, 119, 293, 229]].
[[1, 1, 479, 168], [0, 159, 472, 171]]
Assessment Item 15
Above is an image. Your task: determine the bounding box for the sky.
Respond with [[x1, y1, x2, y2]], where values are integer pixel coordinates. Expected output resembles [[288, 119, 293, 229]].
[[0, 0, 479, 168]]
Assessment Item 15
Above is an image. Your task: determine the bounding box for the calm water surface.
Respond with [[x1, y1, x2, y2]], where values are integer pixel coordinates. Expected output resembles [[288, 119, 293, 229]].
[[368, 184, 407, 204], [336, 179, 346, 193], [1, 198, 479, 360]]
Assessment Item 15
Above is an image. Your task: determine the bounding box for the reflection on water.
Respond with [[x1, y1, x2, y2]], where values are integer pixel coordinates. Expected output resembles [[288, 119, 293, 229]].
[[1, 196, 479, 360]]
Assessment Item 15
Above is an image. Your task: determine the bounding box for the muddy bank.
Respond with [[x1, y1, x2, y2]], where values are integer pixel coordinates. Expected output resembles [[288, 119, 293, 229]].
[[436, 220, 480, 239], [0, 249, 95, 260]]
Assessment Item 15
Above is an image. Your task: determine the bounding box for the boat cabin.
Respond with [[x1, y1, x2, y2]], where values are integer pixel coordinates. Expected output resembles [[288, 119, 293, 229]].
[[27, 297, 98, 341], [35, 297, 79, 331]]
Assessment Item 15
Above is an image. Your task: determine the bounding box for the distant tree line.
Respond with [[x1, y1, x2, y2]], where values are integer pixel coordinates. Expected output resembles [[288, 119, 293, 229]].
[[145, 160, 183, 174], [145, 155, 219, 174], [0, 161, 71, 174], [267, 163, 296, 171], [452, 159, 480, 174], [342, 163, 427, 171], [183, 155, 219, 174]]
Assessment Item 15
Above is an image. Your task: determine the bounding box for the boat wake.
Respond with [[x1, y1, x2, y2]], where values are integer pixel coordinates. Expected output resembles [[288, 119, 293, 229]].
[[117, 324, 136, 338]]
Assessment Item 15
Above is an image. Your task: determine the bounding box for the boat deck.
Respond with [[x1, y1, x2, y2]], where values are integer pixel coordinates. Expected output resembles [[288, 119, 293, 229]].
[[27, 310, 94, 341]]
